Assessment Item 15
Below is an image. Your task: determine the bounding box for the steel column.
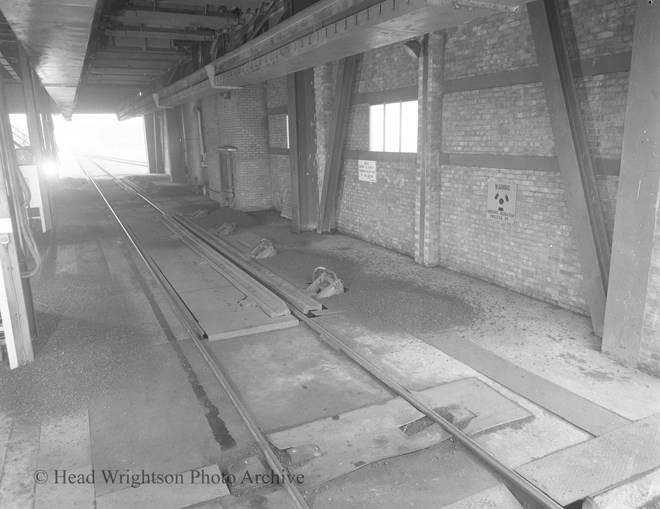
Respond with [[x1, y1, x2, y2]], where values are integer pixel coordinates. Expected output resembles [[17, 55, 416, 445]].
[[415, 31, 445, 267], [153, 111, 165, 174], [528, 0, 610, 336], [181, 101, 204, 188], [143, 113, 158, 173], [164, 107, 186, 183], [19, 47, 53, 232], [287, 70, 318, 232], [602, 0, 660, 369], [318, 56, 356, 233]]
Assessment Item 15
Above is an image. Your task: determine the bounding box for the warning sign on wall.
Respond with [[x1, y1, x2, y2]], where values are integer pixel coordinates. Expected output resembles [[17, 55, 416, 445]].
[[486, 181, 517, 222], [358, 160, 377, 183]]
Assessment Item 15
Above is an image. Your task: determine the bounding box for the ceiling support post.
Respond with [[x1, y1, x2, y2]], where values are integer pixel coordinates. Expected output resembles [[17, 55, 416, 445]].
[[19, 47, 53, 232], [143, 113, 158, 174], [528, 0, 610, 336], [317, 56, 356, 233], [602, 0, 660, 373], [415, 31, 445, 267], [287, 69, 318, 233]]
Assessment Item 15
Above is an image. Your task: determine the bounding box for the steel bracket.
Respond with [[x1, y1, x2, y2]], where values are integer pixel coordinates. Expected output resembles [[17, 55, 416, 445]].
[[151, 93, 172, 109]]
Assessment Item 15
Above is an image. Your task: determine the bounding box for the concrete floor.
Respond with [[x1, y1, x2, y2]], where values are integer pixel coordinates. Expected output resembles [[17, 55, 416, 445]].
[[1, 163, 659, 508]]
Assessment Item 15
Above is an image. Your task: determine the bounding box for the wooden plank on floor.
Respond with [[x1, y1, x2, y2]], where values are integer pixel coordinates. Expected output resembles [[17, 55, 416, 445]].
[[516, 414, 660, 505], [268, 377, 531, 486], [95, 464, 229, 509], [431, 335, 629, 436], [178, 287, 298, 341], [0, 420, 40, 509], [34, 409, 95, 508], [149, 248, 235, 293]]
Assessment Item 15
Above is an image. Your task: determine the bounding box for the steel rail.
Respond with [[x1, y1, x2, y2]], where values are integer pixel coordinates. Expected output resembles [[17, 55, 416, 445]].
[[79, 157, 311, 509], [290, 308, 562, 509], [84, 156, 561, 509], [77, 156, 208, 341]]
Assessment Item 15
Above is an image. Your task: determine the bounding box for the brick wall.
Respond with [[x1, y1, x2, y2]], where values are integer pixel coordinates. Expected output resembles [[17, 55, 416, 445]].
[[335, 48, 418, 255], [327, 0, 634, 316], [198, 0, 636, 327], [205, 85, 271, 210], [434, 0, 634, 314]]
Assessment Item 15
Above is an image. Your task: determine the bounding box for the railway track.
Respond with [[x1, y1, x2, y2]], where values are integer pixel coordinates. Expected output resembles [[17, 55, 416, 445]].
[[78, 155, 563, 509]]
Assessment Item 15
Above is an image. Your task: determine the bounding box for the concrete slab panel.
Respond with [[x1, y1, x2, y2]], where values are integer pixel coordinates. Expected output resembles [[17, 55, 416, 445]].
[[516, 414, 660, 505], [55, 243, 78, 275], [99, 237, 189, 343], [441, 484, 523, 509], [90, 344, 232, 498], [34, 409, 95, 508], [182, 489, 296, 509], [584, 467, 660, 509], [95, 464, 229, 509], [0, 420, 40, 509], [0, 412, 12, 480], [208, 327, 392, 432], [428, 334, 630, 435], [307, 440, 500, 509], [268, 378, 531, 485]]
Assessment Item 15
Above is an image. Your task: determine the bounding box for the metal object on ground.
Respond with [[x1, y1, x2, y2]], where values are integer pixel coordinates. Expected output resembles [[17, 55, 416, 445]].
[[214, 222, 237, 236], [249, 238, 276, 259], [305, 267, 344, 299], [188, 208, 208, 219]]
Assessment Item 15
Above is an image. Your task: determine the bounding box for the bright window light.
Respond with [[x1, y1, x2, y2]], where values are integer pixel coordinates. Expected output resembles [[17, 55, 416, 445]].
[[369, 100, 418, 153], [384, 102, 401, 152], [369, 104, 384, 152], [285, 114, 290, 149], [400, 101, 418, 153], [53, 114, 147, 178]]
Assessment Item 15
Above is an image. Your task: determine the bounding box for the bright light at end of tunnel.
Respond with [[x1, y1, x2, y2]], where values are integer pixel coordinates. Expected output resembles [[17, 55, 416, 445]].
[[41, 157, 59, 178]]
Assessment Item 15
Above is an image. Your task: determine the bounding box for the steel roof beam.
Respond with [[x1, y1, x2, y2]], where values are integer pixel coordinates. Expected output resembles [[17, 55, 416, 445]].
[[113, 9, 238, 30], [90, 59, 174, 70], [95, 49, 184, 60], [89, 67, 165, 76], [106, 27, 214, 42], [131, 0, 262, 10]]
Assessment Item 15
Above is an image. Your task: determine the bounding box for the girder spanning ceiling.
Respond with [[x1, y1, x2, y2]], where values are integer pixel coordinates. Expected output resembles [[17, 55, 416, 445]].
[[118, 0, 526, 119], [0, 0, 527, 116]]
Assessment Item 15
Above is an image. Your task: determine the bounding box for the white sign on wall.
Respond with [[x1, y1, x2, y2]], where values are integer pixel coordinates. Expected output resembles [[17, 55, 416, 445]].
[[486, 180, 517, 222], [358, 160, 377, 183]]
